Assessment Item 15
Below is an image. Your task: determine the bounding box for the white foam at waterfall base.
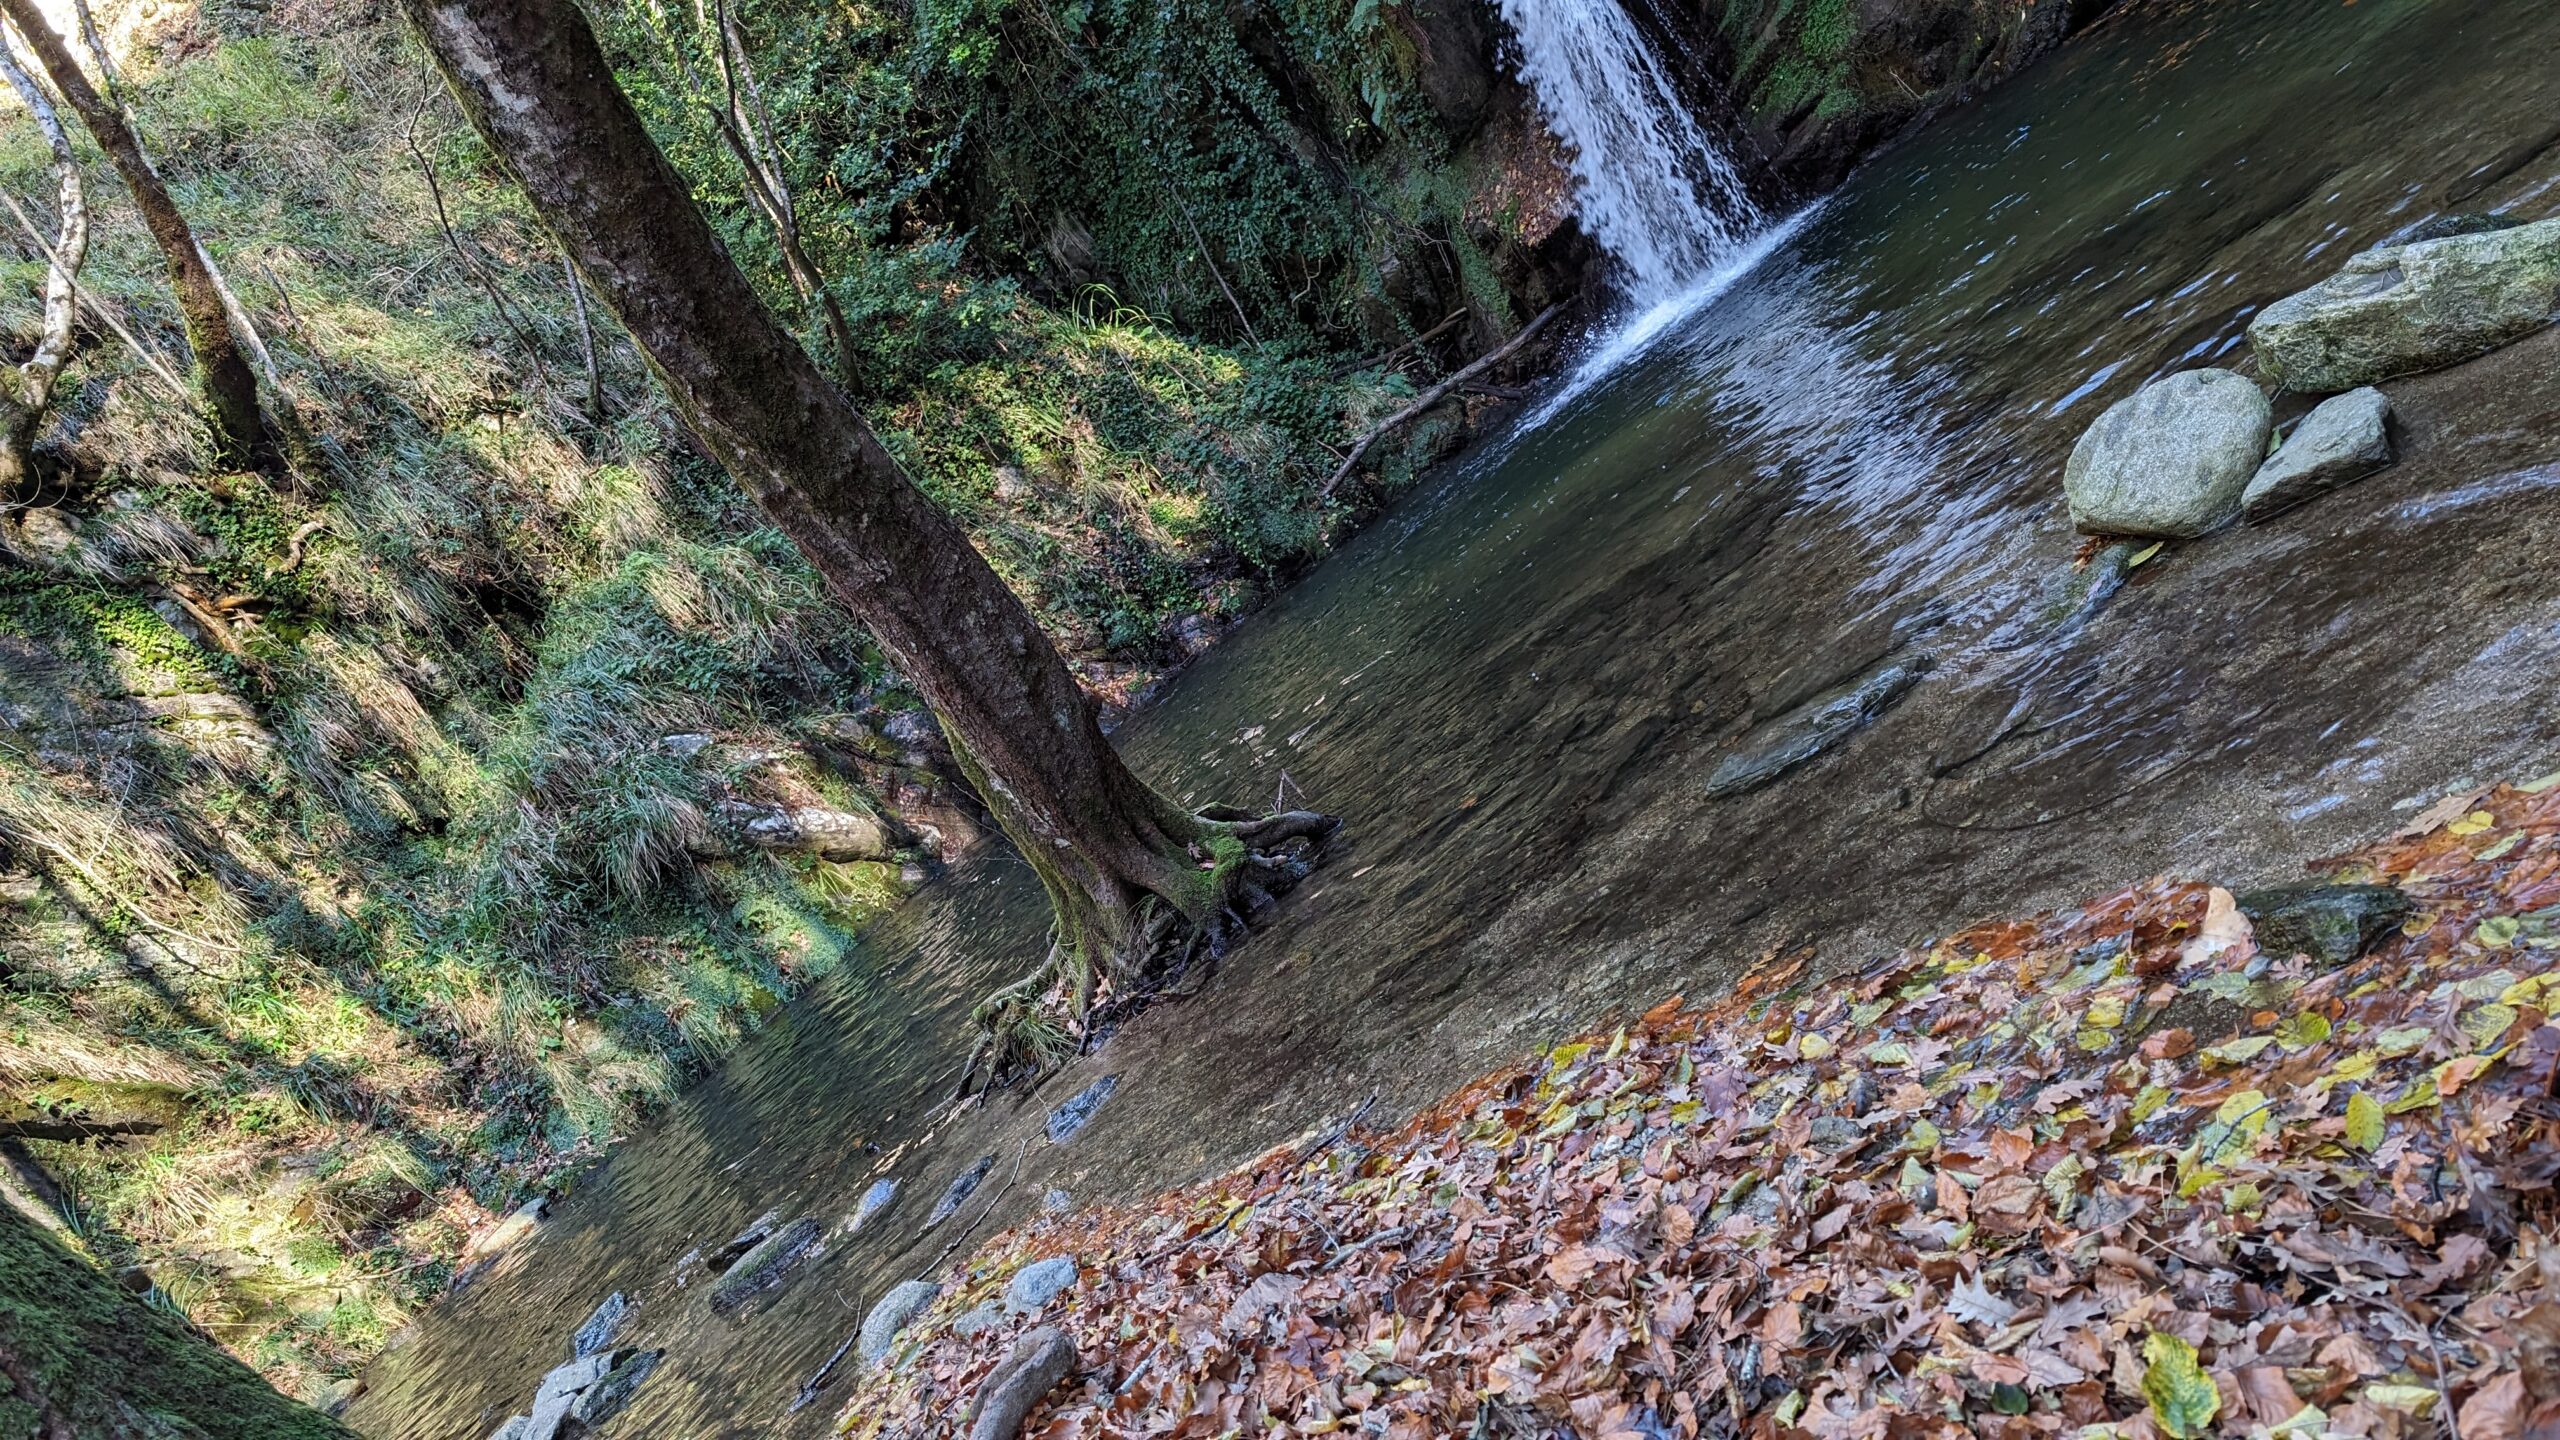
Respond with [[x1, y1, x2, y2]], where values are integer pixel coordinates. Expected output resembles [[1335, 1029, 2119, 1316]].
[[1517, 206, 1820, 434]]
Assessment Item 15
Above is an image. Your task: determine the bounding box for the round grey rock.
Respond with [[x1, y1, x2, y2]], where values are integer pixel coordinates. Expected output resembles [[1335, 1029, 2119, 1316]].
[[1003, 1257, 1078, 1315], [859, 1279, 941, 1368], [2063, 369, 2271, 538]]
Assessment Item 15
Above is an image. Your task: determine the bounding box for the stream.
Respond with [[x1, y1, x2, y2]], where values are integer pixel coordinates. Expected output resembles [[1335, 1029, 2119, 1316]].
[[349, 0, 2560, 1434]]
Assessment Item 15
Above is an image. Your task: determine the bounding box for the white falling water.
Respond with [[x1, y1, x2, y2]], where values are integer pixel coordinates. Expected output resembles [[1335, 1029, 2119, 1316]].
[[1496, 0, 1764, 303]]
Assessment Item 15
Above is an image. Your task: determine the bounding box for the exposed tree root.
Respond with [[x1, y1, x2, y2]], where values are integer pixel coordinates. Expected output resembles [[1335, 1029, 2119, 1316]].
[[959, 810, 1338, 1095]]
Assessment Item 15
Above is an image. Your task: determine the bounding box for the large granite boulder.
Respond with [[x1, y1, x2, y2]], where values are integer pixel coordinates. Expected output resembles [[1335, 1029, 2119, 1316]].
[[2063, 369, 2271, 538], [2249, 218, 2560, 392], [2244, 387, 2394, 520]]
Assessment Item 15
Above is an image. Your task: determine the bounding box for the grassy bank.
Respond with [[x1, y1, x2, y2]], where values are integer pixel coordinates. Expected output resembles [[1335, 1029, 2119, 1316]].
[[841, 768, 2560, 1438], [0, 0, 1544, 1401]]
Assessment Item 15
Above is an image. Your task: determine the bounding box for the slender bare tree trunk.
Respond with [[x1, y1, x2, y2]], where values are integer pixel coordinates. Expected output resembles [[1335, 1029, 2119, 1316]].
[[0, 0, 265, 467], [401, 0, 1331, 1073], [0, 22, 85, 491], [65, 0, 276, 390]]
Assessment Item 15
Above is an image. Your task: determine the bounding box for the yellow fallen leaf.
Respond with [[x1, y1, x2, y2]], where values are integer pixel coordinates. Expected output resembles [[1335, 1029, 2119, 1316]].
[[2521, 770, 2560, 794], [2447, 810, 2496, 836], [2364, 1384, 2441, 1416], [2345, 1092, 2384, 1152], [1797, 1033, 1833, 1060]]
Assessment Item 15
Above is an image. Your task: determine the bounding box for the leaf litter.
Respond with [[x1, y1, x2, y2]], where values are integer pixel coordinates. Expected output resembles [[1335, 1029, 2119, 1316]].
[[839, 776, 2560, 1439]]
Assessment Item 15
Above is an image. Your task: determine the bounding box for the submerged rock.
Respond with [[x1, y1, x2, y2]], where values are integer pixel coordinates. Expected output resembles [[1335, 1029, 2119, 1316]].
[[709, 1215, 823, 1316], [1706, 659, 1928, 799], [2063, 369, 2271, 537], [571, 1291, 629, 1358], [965, 1326, 1079, 1440], [1044, 1076, 1118, 1145], [1003, 1256, 1079, 1314], [2245, 387, 2394, 519], [860, 1279, 941, 1367], [851, 1177, 899, 1232], [951, 1301, 1005, 1337], [2237, 884, 2416, 968], [707, 1209, 780, 1272], [486, 1419, 529, 1440], [927, 1154, 997, 1229], [2250, 218, 2560, 391]]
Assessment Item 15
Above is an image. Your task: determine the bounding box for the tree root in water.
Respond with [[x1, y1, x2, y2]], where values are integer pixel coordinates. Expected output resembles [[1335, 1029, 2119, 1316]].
[[958, 815, 1336, 1096]]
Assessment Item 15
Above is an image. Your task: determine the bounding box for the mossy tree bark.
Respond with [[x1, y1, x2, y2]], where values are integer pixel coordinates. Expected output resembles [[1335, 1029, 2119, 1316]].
[[0, 0, 266, 469], [401, 0, 1333, 1070]]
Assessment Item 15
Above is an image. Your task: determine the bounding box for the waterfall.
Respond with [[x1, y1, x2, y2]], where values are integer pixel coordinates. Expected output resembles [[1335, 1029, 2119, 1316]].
[[1496, 0, 1764, 304]]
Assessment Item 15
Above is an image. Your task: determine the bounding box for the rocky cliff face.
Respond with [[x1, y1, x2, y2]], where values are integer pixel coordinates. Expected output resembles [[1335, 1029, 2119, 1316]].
[[1636, 0, 2128, 196]]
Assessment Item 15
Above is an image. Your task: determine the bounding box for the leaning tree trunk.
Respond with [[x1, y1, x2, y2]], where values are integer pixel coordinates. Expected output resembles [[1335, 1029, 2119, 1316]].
[[400, 0, 1332, 1077], [0, 0, 265, 468], [0, 23, 86, 492]]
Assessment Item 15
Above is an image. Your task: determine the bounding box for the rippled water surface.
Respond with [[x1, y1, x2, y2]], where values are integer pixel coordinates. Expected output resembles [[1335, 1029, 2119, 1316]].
[[351, 1, 2560, 1433]]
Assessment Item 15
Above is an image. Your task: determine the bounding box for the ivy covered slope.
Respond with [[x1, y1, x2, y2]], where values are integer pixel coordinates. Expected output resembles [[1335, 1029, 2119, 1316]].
[[0, 0, 1574, 1403]]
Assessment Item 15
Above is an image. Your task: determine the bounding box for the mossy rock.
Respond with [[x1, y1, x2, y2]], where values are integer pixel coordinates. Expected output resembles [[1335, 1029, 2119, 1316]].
[[2236, 884, 2416, 969]]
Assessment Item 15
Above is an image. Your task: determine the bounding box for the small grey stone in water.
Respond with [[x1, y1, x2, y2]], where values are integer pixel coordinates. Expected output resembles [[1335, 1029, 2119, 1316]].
[[571, 1291, 629, 1358], [1044, 1075, 1118, 1144], [567, 1350, 660, 1428], [710, 1216, 823, 1316], [485, 1419, 530, 1440], [1706, 659, 1928, 799], [2063, 369, 2271, 538], [951, 1301, 1004, 1338], [965, 1326, 1079, 1440], [851, 1177, 899, 1232], [1003, 1257, 1079, 1315], [2237, 884, 2416, 969], [1041, 1188, 1074, 1215], [2244, 387, 2393, 520], [860, 1279, 941, 1367], [927, 1154, 997, 1229]]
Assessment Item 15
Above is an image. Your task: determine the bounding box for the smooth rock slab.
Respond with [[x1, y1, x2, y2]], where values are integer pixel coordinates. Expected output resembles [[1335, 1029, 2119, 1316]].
[[860, 1279, 941, 1367], [965, 1326, 1079, 1440], [2245, 387, 2393, 519], [1043, 1076, 1118, 1145], [709, 1215, 822, 1316], [571, 1291, 629, 1358], [2250, 218, 2560, 391], [1706, 658, 1928, 799], [2237, 884, 2416, 968], [2063, 369, 2271, 537], [1003, 1257, 1078, 1315]]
